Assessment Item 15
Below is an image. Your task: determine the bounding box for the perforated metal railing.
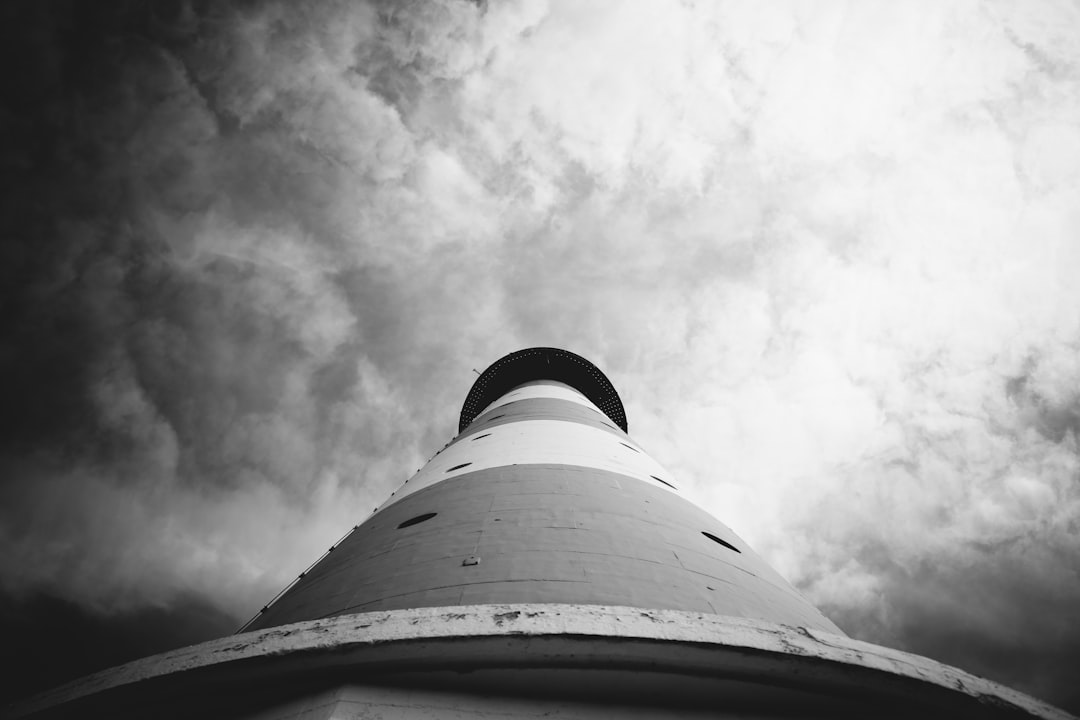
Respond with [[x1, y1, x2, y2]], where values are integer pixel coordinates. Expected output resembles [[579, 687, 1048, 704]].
[[459, 347, 627, 433]]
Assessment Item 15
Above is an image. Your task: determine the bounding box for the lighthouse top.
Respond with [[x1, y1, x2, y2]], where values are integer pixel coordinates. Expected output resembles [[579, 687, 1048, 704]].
[[459, 347, 628, 433]]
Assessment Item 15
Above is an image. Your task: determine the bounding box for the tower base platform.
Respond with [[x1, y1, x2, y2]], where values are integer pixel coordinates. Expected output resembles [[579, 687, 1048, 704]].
[[7, 604, 1071, 720]]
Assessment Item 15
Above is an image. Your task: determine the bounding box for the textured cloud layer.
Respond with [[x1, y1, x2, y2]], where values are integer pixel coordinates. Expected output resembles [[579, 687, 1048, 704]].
[[2, 0, 1078, 710]]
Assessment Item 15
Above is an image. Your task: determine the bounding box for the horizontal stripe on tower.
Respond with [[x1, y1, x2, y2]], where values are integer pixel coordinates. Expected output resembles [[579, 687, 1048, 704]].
[[245, 464, 840, 636], [458, 397, 626, 441]]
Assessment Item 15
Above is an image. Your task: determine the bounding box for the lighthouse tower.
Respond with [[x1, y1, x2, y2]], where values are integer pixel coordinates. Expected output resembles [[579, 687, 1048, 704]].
[[10, 348, 1073, 719]]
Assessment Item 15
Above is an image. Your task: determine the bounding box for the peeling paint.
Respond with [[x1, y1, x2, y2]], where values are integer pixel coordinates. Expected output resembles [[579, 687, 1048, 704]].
[[9, 604, 1072, 719]]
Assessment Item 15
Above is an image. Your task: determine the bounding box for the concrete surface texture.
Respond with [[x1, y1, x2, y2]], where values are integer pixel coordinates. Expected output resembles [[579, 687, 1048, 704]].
[[245, 374, 840, 634], [10, 604, 1073, 719]]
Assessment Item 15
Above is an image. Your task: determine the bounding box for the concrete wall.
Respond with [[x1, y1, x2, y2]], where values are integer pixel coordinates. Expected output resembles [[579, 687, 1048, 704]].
[[246, 381, 840, 634], [238, 677, 868, 720], [15, 605, 1070, 719]]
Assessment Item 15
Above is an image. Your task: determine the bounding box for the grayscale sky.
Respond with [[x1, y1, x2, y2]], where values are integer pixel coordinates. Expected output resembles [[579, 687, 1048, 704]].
[[1, 0, 1078, 712]]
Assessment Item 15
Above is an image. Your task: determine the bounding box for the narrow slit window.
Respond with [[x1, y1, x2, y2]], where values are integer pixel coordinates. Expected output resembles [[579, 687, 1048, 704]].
[[702, 531, 741, 553], [446, 462, 473, 472], [651, 475, 677, 490], [398, 512, 437, 529], [620, 442, 640, 453], [471, 433, 492, 441]]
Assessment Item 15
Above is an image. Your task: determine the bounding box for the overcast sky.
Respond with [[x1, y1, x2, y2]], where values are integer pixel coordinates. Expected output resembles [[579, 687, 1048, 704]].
[[2, 0, 1079, 712]]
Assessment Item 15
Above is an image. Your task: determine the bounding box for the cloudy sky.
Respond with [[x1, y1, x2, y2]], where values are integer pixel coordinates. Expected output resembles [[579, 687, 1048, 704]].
[[2, 0, 1079, 712]]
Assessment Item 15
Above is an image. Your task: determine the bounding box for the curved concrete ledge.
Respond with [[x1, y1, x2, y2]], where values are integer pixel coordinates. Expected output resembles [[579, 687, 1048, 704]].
[[7, 604, 1073, 719]]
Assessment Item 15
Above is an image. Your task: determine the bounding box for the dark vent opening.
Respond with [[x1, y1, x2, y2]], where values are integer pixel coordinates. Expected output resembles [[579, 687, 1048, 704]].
[[651, 475, 677, 490], [398, 512, 437, 529], [620, 442, 640, 453], [702, 531, 741, 553], [471, 434, 492, 441], [447, 462, 473, 472]]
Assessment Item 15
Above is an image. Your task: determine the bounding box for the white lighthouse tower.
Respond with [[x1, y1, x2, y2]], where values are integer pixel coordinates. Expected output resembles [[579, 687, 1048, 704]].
[[9, 348, 1073, 719]]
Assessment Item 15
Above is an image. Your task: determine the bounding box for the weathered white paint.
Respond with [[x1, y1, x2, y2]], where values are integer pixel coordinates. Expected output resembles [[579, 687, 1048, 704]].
[[476, 380, 599, 415], [10, 604, 1073, 720], [382, 418, 675, 509]]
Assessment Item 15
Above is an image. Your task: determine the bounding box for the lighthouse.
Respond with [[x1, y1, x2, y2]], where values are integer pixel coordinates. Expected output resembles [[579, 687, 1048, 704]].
[[9, 348, 1073, 719]]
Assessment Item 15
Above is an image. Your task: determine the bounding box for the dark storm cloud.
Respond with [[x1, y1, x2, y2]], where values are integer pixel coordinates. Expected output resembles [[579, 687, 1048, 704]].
[[821, 544, 1080, 713], [0, 589, 236, 705], [0, 0, 450, 615]]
